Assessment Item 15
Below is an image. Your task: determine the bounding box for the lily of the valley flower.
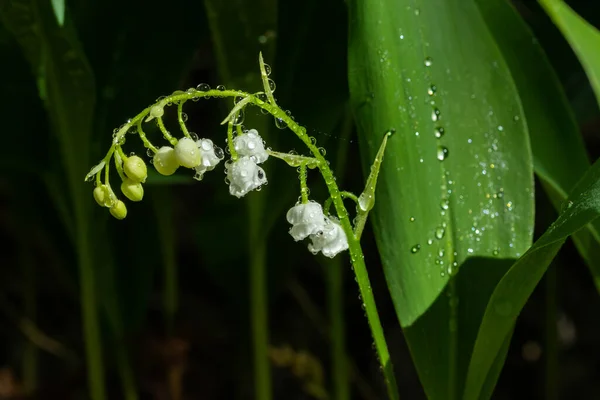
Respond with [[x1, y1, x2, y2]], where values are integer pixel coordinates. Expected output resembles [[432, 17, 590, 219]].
[[226, 156, 267, 198], [153, 146, 179, 176], [194, 138, 224, 180], [175, 137, 202, 168], [233, 129, 268, 163], [286, 201, 327, 241], [307, 216, 349, 258], [286, 202, 349, 258]]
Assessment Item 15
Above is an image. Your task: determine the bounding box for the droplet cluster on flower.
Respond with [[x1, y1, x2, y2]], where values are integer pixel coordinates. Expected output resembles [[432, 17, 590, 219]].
[[286, 201, 349, 258], [226, 129, 269, 197]]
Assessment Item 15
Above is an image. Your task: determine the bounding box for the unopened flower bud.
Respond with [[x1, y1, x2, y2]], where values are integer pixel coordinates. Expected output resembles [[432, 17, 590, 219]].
[[175, 137, 201, 168], [145, 104, 164, 122], [109, 200, 128, 220], [93, 185, 109, 207], [124, 155, 147, 183], [153, 146, 179, 176], [121, 178, 144, 201]]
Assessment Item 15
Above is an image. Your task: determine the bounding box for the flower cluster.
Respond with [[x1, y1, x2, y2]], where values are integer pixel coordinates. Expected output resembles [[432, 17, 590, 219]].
[[226, 129, 269, 198], [286, 201, 349, 258]]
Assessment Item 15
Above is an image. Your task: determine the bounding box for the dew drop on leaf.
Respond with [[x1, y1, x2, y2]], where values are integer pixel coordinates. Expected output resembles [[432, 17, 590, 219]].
[[410, 244, 421, 254]]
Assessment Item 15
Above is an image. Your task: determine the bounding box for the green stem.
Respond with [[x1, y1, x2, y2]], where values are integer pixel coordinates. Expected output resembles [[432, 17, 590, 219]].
[[328, 261, 348, 400], [154, 191, 177, 336], [22, 241, 37, 394], [300, 163, 309, 203], [545, 264, 558, 400], [248, 197, 271, 400], [177, 101, 192, 139]]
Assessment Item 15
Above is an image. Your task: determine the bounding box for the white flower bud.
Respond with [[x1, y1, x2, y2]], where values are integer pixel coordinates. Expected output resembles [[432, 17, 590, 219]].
[[225, 156, 267, 198], [175, 137, 201, 168], [120, 178, 144, 202], [153, 146, 179, 176], [233, 129, 268, 163], [286, 201, 327, 241], [307, 217, 349, 258], [194, 138, 224, 180], [145, 105, 164, 122], [123, 155, 147, 183], [110, 200, 128, 220]]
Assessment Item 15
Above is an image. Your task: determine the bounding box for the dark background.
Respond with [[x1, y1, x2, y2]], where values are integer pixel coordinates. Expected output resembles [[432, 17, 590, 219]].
[[0, 0, 599, 399]]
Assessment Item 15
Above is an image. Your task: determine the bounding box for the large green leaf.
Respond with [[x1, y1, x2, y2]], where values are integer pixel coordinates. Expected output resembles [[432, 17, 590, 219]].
[[348, 0, 534, 326], [348, 0, 535, 398], [464, 157, 600, 399], [540, 0, 600, 107], [475, 0, 600, 290]]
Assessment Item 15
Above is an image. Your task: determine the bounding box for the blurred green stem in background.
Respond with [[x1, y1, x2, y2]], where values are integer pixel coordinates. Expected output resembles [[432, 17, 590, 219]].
[[545, 264, 558, 400], [327, 105, 354, 400], [154, 190, 178, 336], [21, 239, 38, 393]]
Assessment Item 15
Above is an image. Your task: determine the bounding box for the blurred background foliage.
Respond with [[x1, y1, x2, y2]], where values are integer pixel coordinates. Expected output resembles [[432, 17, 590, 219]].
[[0, 0, 598, 399]]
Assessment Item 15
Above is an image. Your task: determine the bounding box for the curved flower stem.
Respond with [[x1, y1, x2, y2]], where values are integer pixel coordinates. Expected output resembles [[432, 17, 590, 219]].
[[299, 163, 309, 203], [96, 88, 399, 399]]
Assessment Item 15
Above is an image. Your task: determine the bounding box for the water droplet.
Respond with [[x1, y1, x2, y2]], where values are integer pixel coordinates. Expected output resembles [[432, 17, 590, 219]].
[[216, 85, 226, 91], [181, 112, 188, 122], [435, 226, 445, 240], [233, 108, 245, 126], [506, 201, 513, 211], [274, 117, 287, 129], [438, 249, 445, 257], [409, 216, 415, 222], [318, 147, 327, 156], [427, 84, 437, 96], [411, 244, 421, 254], [467, 248, 474, 254], [431, 108, 441, 121], [427, 239, 433, 245], [434, 127, 445, 138], [414, 8, 420, 16], [268, 79, 276, 92], [264, 64, 272, 75], [492, 248, 500, 256], [424, 57, 432, 67], [310, 136, 317, 145], [440, 198, 449, 210], [436, 146, 449, 161], [497, 125, 504, 131], [196, 83, 211, 91]]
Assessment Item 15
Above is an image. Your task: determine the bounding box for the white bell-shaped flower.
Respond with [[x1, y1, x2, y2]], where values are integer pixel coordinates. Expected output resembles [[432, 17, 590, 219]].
[[175, 137, 201, 168], [194, 138, 224, 180], [233, 129, 268, 163], [226, 156, 267, 198], [286, 201, 327, 241], [307, 217, 349, 258]]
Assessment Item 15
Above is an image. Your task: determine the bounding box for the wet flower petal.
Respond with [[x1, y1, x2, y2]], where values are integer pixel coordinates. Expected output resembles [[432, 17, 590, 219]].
[[307, 217, 349, 258], [286, 201, 327, 241], [233, 129, 268, 163], [226, 156, 267, 198]]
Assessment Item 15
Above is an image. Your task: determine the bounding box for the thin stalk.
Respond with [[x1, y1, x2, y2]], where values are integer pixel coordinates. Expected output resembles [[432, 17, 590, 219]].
[[248, 197, 271, 400], [545, 264, 558, 400], [22, 241, 37, 393], [328, 106, 353, 400], [115, 341, 138, 400], [154, 191, 177, 336]]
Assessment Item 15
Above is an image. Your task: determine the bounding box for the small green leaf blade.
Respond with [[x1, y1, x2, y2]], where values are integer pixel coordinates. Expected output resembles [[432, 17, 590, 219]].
[[464, 157, 600, 399], [540, 0, 600, 107]]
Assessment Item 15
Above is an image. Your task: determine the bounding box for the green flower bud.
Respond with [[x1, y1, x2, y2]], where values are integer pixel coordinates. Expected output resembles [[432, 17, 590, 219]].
[[109, 200, 127, 220], [175, 137, 201, 168], [93, 185, 109, 207], [124, 155, 147, 183], [153, 146, 179, 176], [121, 178, 144, 202]]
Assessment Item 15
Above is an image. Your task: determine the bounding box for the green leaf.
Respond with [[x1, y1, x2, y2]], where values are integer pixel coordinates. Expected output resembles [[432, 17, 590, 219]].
[[464, 157, 600, 399], [540, 0, 600, 108], [475, 0, 600, 290], [348, 1, 534, 398], [348, 0, 534, 326]]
